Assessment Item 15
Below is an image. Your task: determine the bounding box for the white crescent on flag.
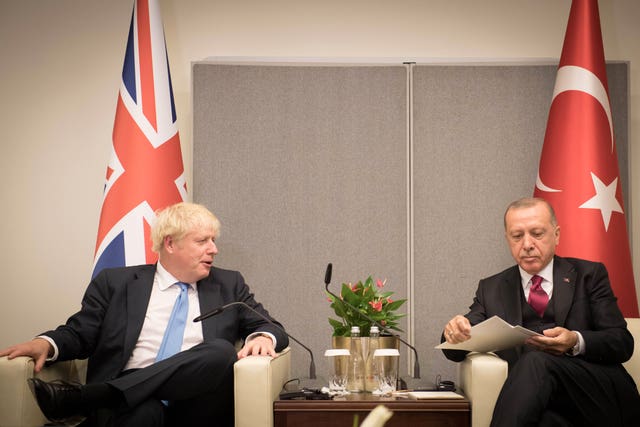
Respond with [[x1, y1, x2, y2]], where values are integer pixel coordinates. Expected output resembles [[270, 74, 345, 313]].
[[535, 171, 562, 193], [535, 64, 614, 195], [552, 65, 614, 152]]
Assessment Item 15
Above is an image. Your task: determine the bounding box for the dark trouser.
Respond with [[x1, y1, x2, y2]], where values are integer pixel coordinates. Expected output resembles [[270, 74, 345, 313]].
[[83, 339, 237, 427], [490, 351, 640, 427]]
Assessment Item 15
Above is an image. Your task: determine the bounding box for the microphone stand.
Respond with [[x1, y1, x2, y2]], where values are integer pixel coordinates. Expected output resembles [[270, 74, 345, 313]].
[[324, 263, 421, 379], [194, 301, 316, 380]]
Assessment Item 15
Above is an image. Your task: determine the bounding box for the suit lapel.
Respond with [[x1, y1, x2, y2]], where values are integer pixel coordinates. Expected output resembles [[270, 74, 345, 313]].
[[124, 266, 156, 358], [197, 270, 223, 342], [552, 256, 577, 326], [500, 266, 524, 326], [498, 266, 525, 362]]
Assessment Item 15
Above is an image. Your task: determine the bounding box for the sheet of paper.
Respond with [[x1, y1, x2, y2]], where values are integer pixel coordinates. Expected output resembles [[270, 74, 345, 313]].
[[435, 315, 541, 352], [408, 391, 464, 399]]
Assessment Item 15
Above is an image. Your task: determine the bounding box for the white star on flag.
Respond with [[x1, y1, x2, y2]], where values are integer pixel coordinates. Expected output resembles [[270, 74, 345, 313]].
[[578, 172, 623, 231]]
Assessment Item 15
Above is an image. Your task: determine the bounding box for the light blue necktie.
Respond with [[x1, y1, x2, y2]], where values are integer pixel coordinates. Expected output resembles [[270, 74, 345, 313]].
[[156, 282, 190, 362]]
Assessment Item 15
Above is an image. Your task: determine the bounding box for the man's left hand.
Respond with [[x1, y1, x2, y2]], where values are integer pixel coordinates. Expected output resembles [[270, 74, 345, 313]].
[[237, 335, 277, 359], [525, 327, 578, 355]]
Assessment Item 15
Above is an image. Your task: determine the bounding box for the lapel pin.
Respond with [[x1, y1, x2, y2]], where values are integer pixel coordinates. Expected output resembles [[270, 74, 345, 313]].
[[563, 277, 570, 283]]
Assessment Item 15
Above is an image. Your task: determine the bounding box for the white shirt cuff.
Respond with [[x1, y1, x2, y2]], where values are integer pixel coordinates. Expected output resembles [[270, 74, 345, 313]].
[[246, 331, 277, 349], [36, 335, 59, 361], [568, 331, 585, 356]]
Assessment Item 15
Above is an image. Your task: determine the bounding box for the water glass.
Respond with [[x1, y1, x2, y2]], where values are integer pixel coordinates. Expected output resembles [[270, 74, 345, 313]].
[[324, 349, 350, 394], [373, 348, 400, 395]]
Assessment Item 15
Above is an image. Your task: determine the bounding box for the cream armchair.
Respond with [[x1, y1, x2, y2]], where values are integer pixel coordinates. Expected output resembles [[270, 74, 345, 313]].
[[0, 347, 291, 427], [458, 319, 640, 427]]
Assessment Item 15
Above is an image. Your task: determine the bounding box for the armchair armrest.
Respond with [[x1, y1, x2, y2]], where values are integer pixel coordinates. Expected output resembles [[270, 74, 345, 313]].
[[234, 347, 291, 427], [459, 352, 508, 427], [0, 356, 86, 427]]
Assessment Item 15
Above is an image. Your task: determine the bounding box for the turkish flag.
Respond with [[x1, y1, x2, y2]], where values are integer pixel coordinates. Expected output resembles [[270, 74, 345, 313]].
[[534, 0, 639, 317]]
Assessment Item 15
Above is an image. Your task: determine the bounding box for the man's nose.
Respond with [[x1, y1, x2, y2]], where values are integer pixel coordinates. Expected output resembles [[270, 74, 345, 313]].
[[522, 235, 534, 250], [208, 241, 218, 254]]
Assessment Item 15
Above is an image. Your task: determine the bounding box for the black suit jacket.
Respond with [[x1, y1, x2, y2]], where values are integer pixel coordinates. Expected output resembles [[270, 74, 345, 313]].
[[443, 256, 634, 367], [43, 264, 289, 384]]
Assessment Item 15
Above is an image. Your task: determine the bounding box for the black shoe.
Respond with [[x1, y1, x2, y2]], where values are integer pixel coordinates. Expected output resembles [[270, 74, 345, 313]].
[[27, 378, 85, 423]]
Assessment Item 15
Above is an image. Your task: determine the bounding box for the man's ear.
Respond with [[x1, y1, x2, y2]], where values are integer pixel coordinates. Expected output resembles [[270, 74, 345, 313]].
[[163, 235, 174, 253], [554, 225, 561, 244]]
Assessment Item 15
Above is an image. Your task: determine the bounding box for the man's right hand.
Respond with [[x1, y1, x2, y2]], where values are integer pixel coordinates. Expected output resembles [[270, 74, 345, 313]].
[[0, 338, 53, 373], [444, 315, 472, 344]]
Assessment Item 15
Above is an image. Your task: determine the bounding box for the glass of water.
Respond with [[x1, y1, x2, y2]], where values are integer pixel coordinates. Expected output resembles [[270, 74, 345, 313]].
[[373, 348, 400, 395], [325, 349, 350, 395]]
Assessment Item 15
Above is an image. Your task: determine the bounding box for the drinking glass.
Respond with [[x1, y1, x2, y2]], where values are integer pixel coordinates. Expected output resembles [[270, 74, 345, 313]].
[[373, 348, 400, 395], [324, 349, 350, 395]]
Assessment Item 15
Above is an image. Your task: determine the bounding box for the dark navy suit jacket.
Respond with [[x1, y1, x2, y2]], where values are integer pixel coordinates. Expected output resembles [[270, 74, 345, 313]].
[[43, 264, 289, 384], [443, 256, 633, 367]]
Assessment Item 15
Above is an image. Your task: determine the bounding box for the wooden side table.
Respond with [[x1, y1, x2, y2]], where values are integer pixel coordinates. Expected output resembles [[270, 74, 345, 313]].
[[273, 393, 470, 427]]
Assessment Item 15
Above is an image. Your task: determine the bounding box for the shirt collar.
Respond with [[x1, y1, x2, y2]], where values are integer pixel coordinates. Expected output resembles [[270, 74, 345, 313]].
[[156, 262, 195, 291], [519, 258, 554, 287]]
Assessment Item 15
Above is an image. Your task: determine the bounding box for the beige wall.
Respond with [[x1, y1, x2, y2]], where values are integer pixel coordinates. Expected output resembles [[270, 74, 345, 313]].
[[1, 0, 639, 347]]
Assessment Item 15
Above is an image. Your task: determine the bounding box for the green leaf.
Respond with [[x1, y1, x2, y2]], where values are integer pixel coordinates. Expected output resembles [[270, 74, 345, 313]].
[[385, 299, 407, 311]]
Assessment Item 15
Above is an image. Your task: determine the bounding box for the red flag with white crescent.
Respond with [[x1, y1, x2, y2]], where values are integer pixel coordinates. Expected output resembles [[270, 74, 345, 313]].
[[534, 0, 638, 316]]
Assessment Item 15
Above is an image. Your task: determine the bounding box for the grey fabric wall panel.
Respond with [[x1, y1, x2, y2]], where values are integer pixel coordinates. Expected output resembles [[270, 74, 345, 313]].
[[192, 62, 628, 388], [413, 65, 556, 383], [193, 64, 409, 384], [412, 63, 628, 383]]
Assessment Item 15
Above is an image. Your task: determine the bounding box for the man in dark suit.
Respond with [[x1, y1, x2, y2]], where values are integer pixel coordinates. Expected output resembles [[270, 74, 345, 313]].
[[0, 202, 289, 426], [442, 197, 640, 426]]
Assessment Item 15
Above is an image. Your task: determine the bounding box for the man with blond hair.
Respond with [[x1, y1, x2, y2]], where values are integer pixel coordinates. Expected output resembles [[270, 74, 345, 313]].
[[0, 202, 288, 426]]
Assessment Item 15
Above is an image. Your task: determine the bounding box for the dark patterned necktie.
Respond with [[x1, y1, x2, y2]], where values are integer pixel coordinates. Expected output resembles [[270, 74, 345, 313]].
[[528, 275, 548, 317]]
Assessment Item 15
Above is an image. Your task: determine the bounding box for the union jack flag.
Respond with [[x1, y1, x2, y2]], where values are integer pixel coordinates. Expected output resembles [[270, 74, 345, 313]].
[[92, 0, 187, 278]]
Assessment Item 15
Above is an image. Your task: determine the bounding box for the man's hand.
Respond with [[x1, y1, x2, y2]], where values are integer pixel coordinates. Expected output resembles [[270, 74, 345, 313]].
[[444, 315, 472, 344], [525, 327, 578, 355], [237, 335, 276, 359], [0, 338, 53, 373]]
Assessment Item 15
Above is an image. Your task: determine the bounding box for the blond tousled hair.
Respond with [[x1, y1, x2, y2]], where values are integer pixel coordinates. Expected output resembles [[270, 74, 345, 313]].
[[151, 202, 221, 253]]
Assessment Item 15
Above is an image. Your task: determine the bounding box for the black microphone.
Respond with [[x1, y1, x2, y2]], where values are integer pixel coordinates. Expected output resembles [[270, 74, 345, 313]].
[[324, 263, 332, 287], [194, 301, 316, 379], [324, 263, 421, 379]]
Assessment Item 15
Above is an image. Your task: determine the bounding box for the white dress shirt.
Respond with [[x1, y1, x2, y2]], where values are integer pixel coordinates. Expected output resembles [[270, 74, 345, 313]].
[[124, 262, 204, 370]]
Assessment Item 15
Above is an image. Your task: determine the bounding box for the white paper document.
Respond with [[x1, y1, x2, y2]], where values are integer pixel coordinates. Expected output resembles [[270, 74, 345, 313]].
[[408, 391, 465, 400], [435, 315, 542, 352]]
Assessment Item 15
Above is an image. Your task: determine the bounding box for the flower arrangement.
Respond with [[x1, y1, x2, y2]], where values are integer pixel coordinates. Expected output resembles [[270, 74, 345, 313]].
[[327, 276, 407, 337]]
